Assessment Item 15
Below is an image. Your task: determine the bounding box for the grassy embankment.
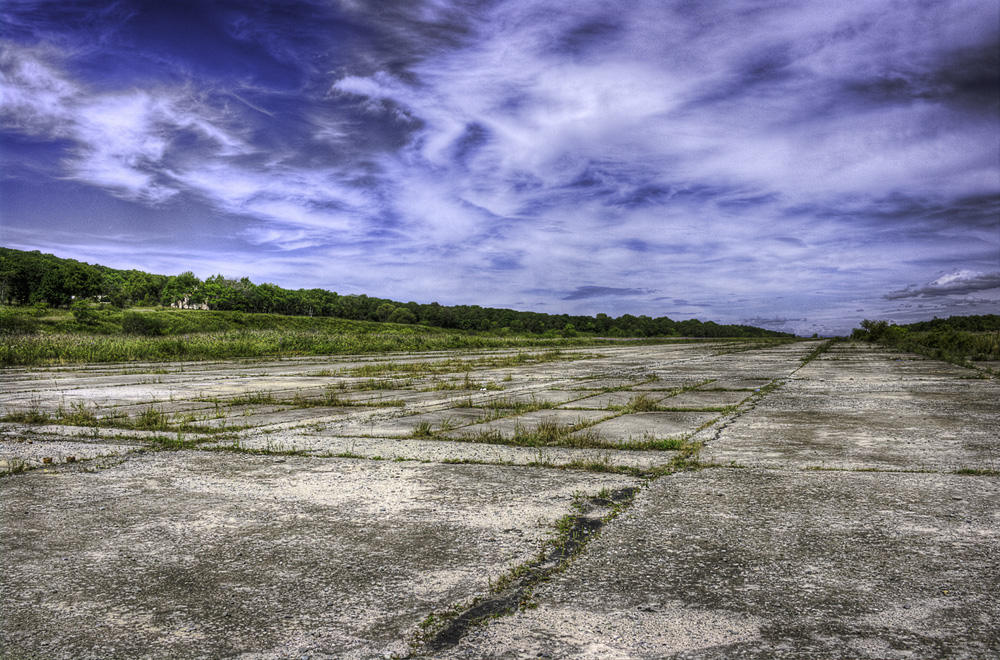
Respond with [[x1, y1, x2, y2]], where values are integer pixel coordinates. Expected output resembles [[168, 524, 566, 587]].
[[0, 305, 775, 366], [0, 305, 563, 366], [852, 318, 999, 374], [900, 331, 999, 370]]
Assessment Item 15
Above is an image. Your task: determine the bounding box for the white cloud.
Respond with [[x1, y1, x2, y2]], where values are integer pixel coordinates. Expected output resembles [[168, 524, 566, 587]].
[[0, 43, 375, 242], [885, 271, 1000, 300]]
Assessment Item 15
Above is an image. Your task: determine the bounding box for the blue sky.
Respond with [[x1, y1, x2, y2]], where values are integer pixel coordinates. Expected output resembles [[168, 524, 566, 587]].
[[1, 0, 997, 335]]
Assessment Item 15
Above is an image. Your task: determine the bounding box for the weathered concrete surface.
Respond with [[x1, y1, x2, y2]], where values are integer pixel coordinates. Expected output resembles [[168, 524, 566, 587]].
[[0, 435, 142, 469], [443, 469, 998, 659], [700, 343, 1000, 472], [447, 410, 614, 441], [1, 453, 638, 660], [2, 340, 998, 659], [661, 389, 751, 409], [579, 412, 718, 443], [438, 343, 999, 660]]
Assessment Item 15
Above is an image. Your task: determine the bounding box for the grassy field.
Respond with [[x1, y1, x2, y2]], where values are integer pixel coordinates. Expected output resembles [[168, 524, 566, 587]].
[[1, 305, 775, 366], [1, 307, 550, 365], [852, 319, 999, 374], [888, 331, 999, 374]]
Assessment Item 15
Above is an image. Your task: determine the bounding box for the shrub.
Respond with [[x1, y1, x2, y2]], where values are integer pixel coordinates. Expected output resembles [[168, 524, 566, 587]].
[[852, 319, 890, 342], [71, 301, 99, 326], [0, 308, 38, 335], [121, 312, 166, 336]]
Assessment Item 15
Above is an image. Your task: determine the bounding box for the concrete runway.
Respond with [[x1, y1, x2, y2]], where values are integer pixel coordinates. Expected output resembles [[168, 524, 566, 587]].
[[2, 340, 996, 659]]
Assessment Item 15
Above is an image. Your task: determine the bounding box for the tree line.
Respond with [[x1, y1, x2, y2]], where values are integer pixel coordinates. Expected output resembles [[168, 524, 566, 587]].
[[0, 247, 793, 338]]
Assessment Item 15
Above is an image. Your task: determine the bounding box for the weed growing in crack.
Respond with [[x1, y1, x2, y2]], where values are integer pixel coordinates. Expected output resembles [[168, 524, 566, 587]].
[[424, 374, 504, 392], [2, 456, 30, 476], [616, 393, 660, 412], [411, 421, 435, 439], [354, 378, 411, 391], [800, 338, 838, 366], [3, 400, 243, 435], [57, 401, 98, 426], [437, 416, 459, 432], [133, 406, 169, 430], [2, 394, 51, 425], [284, 387, 403, 409], [148, 433, 204, 451], [482, 397, 555, 412], [227, 391, 279, 406], [954, 468, 1000, 476], [415, 486, 641, 653]]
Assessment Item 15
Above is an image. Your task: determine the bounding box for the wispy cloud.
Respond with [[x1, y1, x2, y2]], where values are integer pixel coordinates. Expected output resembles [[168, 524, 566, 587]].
[[885, 271, 1000, 300], [0, 44, 248, 202], [562, 286, 653, 301]]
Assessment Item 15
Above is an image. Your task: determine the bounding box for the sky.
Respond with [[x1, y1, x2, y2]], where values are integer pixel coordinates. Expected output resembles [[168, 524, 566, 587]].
[[1, 0, 998, 336]]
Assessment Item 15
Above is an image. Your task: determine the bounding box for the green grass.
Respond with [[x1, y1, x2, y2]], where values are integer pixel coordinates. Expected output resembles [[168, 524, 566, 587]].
[[455, 417, 695, 452], [953, 468, 999, 476], [0, 329, 578, 366], [481, 396, 557, 415], [411, 421, 436, 438], [0, 306, 804, 367], [354, 378, 412, 391], [226, 391, 280, 406], [1, 403, 244, 435], [617, 393, 660, 412], [0, 307, 618, 366], [422, 374, 504, 391], [2, 456, 30, 476], [801, 338, 838, 366]]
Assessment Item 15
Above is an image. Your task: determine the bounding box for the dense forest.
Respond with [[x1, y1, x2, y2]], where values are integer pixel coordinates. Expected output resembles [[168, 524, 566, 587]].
[[0, 247, 791, 338]]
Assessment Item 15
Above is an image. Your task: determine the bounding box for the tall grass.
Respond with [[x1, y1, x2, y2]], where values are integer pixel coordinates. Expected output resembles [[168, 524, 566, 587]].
[[855, 322, 999, 373], [0, 329, 585, 366], [0, 306, 798, 367]]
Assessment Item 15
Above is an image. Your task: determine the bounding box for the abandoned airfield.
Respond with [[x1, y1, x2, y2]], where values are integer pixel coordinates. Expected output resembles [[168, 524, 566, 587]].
[[1, 339, 997, 659]]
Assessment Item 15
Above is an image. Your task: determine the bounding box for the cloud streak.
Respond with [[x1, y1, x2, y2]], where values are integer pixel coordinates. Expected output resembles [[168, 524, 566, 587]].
[[885, 271, 1000, 300], [562, 286, 654, 301]]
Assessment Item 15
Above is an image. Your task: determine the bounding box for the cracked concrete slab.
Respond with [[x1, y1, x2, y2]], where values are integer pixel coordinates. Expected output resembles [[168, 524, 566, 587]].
[[561, 391, 669, 410], [578, 412, 719, 443], [657, 390, 751, 409], [493, 390, 586, 406], [0, 434, 142, 469], [446, 410, 614, 441], [443, 469, 999, 660], [210, 434, 677, 470], [700, 344, 1000, 471], [330, 408, 487, 438], [1, 452, 638, 660]]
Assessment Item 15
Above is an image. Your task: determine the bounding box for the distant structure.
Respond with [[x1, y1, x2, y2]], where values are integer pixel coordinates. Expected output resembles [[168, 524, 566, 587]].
[[170, 297, 209, 311]]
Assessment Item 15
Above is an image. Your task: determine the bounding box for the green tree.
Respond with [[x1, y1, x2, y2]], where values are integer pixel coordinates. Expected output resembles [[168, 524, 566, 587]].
[[34, 265, 72, 306], [161, 271, 201, 305], [387, 307, 417, 324], [375, 303, 397, 322]]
